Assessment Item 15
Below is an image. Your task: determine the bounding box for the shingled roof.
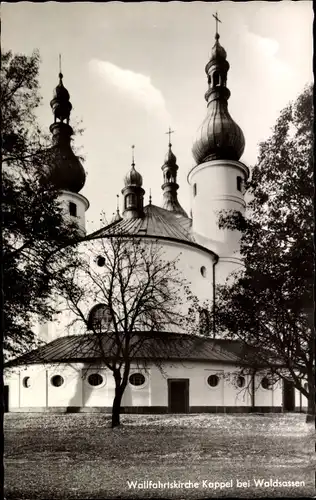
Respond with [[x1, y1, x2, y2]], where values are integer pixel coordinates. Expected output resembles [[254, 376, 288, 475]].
[[4, 332, 249, 368], [89, 204, 194, 244]]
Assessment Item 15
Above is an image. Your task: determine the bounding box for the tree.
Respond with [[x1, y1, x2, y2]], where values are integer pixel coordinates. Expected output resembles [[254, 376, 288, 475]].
[[215, 85, 314, 421], [2, 51, 80, 358], [50, 236, 195, 428]]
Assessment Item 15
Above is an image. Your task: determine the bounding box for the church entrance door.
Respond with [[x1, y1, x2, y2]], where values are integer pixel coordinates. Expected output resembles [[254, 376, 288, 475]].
[[283, 379, 295, 412], [168, 379, 189, 413]]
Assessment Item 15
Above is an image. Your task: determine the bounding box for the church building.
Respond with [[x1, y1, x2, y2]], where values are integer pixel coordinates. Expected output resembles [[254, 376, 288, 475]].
[[4, 28, 306, 415]]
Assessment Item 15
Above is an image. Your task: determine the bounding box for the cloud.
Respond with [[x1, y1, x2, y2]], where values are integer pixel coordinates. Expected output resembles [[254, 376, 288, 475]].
[[89, 59, 170, 121]]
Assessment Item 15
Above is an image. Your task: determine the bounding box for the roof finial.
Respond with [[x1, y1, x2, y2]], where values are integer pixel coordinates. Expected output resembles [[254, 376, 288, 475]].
[[165, 126, 175, 147], [131, 144, 135, 167], [149, 188, 152, 205], [59, 54, 63, 79], [212, 11, 222, 39], [116, 194, 120, 213]]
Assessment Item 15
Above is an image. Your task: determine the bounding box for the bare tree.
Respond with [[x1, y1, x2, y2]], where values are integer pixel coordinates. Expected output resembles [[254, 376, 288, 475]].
[[49, 236, 195, 428]]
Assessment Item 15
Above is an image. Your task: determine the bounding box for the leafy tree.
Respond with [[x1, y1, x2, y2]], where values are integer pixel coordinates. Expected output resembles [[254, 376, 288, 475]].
[[2, 50, 80, 358], [215, 85, 314, 421], [50, 236, 195, 428]]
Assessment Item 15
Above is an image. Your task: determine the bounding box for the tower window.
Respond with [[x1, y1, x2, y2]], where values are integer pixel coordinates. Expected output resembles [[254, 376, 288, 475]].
[[237, 176, 243, 192], [69, 201, 77, 217], [193, 183, 197, 197], [213, 72, 220, 86], [125, 193, 137, 209]]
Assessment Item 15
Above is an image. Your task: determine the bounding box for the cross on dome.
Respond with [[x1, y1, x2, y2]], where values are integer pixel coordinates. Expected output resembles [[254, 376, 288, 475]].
[[131, 144, 135, 167], [165, 127, 175, 146], [212, 11, 222, 37]]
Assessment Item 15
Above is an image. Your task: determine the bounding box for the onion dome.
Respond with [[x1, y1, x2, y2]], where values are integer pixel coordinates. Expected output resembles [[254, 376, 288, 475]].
[[192, 33, 245, 164], [42, 71, 86, 194], [124, 164, 143, 187], [164, 143, 177, 166], [50, 73, 72, 124], [209, 33, 227, 62]]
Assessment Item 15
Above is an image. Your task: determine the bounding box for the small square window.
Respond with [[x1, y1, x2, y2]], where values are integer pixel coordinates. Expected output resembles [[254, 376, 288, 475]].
[[69, 202, 77, 217]]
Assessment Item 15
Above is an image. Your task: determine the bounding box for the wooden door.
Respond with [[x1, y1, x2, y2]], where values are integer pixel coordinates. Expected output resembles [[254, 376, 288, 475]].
[[168, 379, 189, 413]]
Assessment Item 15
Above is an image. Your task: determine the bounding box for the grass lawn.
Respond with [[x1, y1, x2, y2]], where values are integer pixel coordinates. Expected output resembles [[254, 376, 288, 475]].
[[4, 413, 315, 499]]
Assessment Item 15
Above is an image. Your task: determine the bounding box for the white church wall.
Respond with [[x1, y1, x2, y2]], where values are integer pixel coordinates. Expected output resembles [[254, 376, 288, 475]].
[[188, 159, 248, 257], [47, 364, 83, 407], [59, 190, 89, 235], [4, 360, 284, 412], [19, 364, 47, 408], [253, 377, 282, 407], [153, 239, 216, 307], [36, 236, 217, 343], [82, 368, 112, 407], [121, 367, 152, 407]]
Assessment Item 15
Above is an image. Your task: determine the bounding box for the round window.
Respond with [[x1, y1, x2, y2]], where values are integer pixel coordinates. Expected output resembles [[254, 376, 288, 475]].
[[129, 373, 145, 386], [207, 374, 219, 387], [88, 373, 104, 387], [200, 266, 207, 278], [237, 376, 245, 388], [261, 377, 272, 390], [96, 256, 105, 267], [22, 376, 31, 388], [51, 375, 64, 387]]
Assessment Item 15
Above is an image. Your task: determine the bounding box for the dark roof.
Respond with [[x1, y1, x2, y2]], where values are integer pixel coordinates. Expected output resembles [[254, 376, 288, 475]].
[[89, 204, 194, 244], [4, 332, 250, 368]]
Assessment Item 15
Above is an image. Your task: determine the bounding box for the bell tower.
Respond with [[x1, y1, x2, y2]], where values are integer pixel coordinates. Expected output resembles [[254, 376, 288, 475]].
[[45, 62, 89, 234], [188, 16, 249, 282]]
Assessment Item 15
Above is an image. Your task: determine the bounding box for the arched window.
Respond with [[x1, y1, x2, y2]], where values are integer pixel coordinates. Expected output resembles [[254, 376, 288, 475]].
[[88, 304, 112, 331], [237, 176, 243, 192], [193, 183, 197, 197]]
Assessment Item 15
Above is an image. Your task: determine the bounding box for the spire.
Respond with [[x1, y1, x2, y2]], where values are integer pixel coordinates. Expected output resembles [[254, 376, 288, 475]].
[[122, 145, 145, 219], [44, 64, 85, 193], [192, 15, 245, 164], [161, 128, 188, 217], [111, 194, 122, 222], [50, 55, 72, 125]]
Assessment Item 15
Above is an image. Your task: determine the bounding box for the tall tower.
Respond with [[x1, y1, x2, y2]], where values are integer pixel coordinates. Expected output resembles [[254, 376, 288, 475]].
[[46, 70, 89, 234], [161, 128, 188, 217], [188, 26, 249, 282], [36, 70, 90, 342]]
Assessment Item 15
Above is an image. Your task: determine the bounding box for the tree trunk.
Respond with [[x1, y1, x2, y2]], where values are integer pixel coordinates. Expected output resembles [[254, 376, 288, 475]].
[[111, 367, 129, 429], [112, 386, 124, 428], [306, 375, 315, 423]]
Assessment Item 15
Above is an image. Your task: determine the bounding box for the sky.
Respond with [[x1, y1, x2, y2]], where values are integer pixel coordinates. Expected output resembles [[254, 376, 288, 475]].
[[2, 1, 313, 232]]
